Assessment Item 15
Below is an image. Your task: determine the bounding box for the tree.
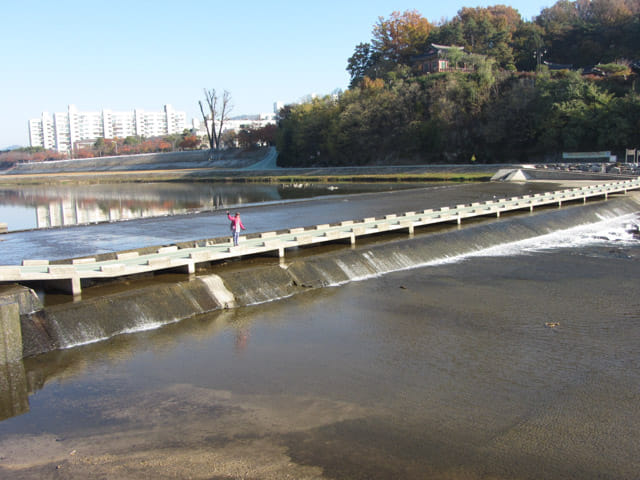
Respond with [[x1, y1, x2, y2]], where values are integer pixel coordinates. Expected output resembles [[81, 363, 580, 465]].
[[512, 22, 546, 71], [198, 88, 232, 155], [347, 42, 379, 87], [371, 10, 434, 65], [94, 137, 107, 157], [179, 135, 201, 150], [438, 6, 522, 70]]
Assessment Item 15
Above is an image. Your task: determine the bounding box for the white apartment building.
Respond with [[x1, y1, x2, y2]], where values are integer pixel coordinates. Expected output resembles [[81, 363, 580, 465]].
[[29, 104, 187, 154]]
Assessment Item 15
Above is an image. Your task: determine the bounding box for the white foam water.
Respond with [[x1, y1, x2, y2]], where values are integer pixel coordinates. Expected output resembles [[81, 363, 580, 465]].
[[327, 213, 640, 284], [60, 312, 187, 349], [466, 212, 640, 259]]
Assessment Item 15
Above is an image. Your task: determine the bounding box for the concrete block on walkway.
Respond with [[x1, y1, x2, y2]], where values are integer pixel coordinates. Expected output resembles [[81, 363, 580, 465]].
[[323, 231, 341, 239], [22, 260, 49, 266], [157, 246, 178, 254], [72, 258, 96, 264], [147, 257, 171, 268], [117, 252, 139, 260], [189, 251, 211, 262], [47, 265, 77, 276], [294, 235, 314, 245], [100, 264, 126, 274]]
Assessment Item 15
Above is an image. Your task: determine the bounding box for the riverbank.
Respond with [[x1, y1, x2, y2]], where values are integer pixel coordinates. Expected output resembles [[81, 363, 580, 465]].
[[0, 165, 499, 185]]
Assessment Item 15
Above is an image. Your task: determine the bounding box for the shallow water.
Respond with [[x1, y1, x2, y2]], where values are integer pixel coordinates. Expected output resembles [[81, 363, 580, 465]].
[[1, 220, 639, 479]]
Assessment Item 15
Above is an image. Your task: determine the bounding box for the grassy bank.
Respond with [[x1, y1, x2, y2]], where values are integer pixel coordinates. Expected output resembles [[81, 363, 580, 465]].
[[0, 169, 495, 186], [229, 172, 493, 183]]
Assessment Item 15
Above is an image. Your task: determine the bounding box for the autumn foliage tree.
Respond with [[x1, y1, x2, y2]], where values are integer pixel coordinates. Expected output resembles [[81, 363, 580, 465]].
[[280, 1, 640, 167], [179, 135, 201, 150], [347, 10, 434, 86], [371, 10, 435, 64], [0, 147, 66, 167], [234, 124, 278, 149]]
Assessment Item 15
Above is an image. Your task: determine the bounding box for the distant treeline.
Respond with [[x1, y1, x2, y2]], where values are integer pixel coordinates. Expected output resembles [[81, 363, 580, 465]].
[[277, 1, 640, 165]]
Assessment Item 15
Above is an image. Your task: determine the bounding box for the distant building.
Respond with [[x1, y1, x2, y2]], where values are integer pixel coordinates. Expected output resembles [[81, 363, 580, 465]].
[[192, 103, 279, 146], [412, 44, 474, 74], [29, 104, 187, 154]]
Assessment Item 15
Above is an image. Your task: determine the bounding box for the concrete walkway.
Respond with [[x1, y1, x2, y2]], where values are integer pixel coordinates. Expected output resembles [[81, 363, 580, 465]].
[[1, 179, 637, 295]]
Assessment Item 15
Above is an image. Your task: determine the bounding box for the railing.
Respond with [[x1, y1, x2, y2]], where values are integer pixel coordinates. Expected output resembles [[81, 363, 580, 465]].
[[1, 179, 638, 295]]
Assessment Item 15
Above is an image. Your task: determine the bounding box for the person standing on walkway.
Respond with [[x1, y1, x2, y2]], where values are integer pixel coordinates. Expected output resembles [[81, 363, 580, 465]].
[[227, 211, 246, 246]]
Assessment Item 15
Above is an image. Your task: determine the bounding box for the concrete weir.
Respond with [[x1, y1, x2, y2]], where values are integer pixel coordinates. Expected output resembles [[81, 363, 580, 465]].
[[2, 192, 639, 361], [0, 179, 639, 297]]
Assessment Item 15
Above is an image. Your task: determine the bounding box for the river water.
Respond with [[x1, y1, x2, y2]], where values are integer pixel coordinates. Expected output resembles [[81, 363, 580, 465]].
[[0, 182, 420, 232], [1, 186, 639, 479]]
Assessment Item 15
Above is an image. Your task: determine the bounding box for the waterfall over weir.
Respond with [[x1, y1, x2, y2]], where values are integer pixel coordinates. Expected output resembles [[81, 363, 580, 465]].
[[20, 196, 640, 356]]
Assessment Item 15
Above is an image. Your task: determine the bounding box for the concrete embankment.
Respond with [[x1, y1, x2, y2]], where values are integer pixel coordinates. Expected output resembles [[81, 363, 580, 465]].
[[1, 149, 271, 175], [5, 194, 638, 359]]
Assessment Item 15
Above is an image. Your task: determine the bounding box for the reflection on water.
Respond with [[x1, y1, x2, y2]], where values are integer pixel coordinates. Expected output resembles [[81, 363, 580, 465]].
[[0, 183, 418, 231], [0, 361, 29, 422], [1, 244, 639, 479]]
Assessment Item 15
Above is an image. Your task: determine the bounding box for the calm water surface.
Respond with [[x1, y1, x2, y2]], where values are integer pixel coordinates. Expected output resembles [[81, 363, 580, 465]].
[[1, 232, 639, 479], [0, 182, 421, 231]]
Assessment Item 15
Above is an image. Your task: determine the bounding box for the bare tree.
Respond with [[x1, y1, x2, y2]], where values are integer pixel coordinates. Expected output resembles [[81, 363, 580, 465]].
[[198, 88, 232, 158]]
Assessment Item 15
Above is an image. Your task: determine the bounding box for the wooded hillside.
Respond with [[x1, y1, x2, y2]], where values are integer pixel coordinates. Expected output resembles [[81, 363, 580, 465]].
[[277, 0, 640, 165]]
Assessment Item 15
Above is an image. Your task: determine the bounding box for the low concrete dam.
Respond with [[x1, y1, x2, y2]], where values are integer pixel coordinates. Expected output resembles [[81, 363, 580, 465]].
[[15, 194, 640, 358]]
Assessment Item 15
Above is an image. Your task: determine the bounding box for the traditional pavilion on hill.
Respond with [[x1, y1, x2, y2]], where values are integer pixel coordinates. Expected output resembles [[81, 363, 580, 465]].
[[412, 44, 474, 74]]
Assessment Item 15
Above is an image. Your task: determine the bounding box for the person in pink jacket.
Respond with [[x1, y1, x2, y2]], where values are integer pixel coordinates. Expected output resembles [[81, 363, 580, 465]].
[[227, 211, 246, 246]]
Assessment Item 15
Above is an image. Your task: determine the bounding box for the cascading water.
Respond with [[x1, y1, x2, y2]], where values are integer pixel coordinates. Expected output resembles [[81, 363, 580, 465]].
[[20, 196, 640, 356]]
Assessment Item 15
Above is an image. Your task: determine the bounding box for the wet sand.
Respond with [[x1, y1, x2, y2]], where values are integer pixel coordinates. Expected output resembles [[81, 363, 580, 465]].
[[1, 239, 639, 479]]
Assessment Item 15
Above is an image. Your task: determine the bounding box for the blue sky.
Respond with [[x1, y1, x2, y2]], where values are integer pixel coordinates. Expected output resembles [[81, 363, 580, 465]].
[[1, 0, 552, 148]]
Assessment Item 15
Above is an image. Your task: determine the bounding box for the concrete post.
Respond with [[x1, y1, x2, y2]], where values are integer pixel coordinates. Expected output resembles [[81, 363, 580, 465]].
[[0, 302, 22, 363], [0, 360, 29, 422]]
